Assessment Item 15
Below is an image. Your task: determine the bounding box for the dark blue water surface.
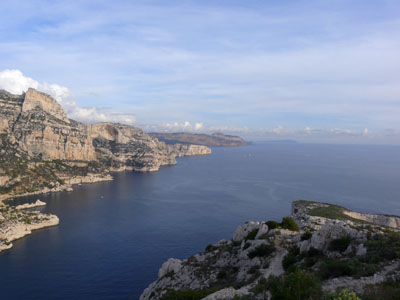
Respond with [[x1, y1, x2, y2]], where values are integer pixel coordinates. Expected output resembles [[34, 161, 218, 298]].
[[1, 143, 400, 299]]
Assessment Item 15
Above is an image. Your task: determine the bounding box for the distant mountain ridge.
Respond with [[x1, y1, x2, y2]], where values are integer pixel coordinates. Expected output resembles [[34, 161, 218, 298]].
[[149, 132, 251, 147]]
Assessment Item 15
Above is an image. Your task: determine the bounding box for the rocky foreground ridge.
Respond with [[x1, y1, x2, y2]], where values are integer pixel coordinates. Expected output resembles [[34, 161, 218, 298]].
[[149, 132, 251, 147], [141, 201, 400, 300], [0, 88, 211, 200]]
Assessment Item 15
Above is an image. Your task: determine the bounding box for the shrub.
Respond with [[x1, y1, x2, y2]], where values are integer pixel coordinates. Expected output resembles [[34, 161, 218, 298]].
[[248, 244, 275, 259], [266, 220, 280, 230], [282, 247, 301, 271], [280, 217, 299, 231], [251, 277, 269, 299], [205, 244, 217, 252], [328, 236, 351, 252], [332, 289, 361, 300], [301, 230, 313, 241], [267, 269, 322, 300], [319, 258, 380, 279], [364, 232, 400, 263], [245, 229, 259, 241], [243, 242, 251, 250], [362, 275, 400, 300]]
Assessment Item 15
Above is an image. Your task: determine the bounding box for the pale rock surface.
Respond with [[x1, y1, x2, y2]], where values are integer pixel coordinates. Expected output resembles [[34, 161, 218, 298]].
[[201, 288, 246, 300], [158, 258, 183, 278], [233, 221, 263, 242], [344, 210, 400, 229], [16, 199, 46, 210]]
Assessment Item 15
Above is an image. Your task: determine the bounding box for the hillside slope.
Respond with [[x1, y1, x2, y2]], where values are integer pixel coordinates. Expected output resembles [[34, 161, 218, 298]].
[[141, 200, 400, 300]]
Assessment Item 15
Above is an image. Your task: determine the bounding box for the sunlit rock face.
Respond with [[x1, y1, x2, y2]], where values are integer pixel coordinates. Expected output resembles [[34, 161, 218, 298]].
[[0, 88, 211, 190]]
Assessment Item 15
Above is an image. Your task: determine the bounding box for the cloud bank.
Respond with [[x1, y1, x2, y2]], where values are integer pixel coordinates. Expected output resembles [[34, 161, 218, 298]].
[[0, 69, 135, 124]]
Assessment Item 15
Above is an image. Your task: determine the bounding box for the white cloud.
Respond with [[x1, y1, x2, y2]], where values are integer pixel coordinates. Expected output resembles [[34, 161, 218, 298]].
[[0, 69, 39, 94], [142, 121, 206, 133], [0, 69, 135, 125]]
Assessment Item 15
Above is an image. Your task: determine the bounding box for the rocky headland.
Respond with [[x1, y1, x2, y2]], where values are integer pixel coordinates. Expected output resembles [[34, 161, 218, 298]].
[[149, 132, 251, 147], [0, 88, 211, 252], [0, 202, 59, 252], [140, 200, 400, 300], [0, 88, 211, 201]]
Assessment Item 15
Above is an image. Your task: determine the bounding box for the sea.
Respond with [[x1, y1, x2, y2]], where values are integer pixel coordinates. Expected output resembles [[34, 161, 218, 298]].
[[0, 143, 399, 299]]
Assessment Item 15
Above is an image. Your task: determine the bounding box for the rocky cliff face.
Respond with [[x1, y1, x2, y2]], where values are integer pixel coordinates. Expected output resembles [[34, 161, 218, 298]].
[[0, 88, 211, 198], [141, 200, 400, 300]]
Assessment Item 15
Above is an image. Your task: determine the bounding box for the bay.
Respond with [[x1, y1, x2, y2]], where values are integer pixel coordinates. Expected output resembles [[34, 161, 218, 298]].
[[1, 143, 399, 299]]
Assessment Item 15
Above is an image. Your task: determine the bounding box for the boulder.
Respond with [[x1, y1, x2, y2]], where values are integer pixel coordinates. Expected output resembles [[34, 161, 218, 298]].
[[233, 222, 261, 242], [158, 258, 182, 279]]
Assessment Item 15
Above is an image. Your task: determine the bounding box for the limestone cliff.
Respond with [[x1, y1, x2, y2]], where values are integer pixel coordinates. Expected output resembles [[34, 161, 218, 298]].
[[0, 88, 211, 198], [140, 200, 400, 300]]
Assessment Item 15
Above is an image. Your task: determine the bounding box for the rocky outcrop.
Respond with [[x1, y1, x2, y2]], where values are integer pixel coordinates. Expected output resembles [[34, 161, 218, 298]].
[[0, 204, 59, 252], [168, 144, 212, 158], [141, 201, 400, 300], [343, 210, 400, 229], [16, 199, 46, 210], [22, 88, 70, 123], [292, 200, 400, 230], [149, 132, 251, 147], [0, 88, 211, 198]]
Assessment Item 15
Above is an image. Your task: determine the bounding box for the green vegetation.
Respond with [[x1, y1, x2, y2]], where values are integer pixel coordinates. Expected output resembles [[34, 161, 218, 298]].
[[245, 229, 259, 241], [280, 217, 299, 231], [247, 265, 260, 275], [248, 244, 275, 259], [328, 236, 351, 252], [265, 217, 299, 232], [243, 242, 251, 250], [266, 220, 280, 230], [305, 202, 365, 224], [205, 244, 217, 252], [0, 134, 108, 197], [331, 289, 361, 300], [319, 258, 380, 279], [282, 247, 324, 272], [362, 275, 400, 300], [266, 269, 322, 300], [364, 231, 400, 263], [301, 230, 313, 241]]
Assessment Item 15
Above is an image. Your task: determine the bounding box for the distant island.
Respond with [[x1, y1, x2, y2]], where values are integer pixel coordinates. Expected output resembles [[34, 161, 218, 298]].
[[149, 132, 251, 147]]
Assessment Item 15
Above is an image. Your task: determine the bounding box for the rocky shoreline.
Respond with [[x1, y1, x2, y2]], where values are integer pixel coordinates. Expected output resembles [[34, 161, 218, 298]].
[[0, 203, 59, 252], [0, 88, 211, 201], [140, 200, 400, 300]]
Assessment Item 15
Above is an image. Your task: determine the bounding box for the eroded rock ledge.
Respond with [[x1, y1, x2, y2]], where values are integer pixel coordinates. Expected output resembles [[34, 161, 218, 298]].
[[140, 200, 400, 300]]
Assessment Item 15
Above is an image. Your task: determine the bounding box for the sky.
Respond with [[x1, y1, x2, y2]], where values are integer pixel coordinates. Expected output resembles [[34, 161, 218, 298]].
[[0, 0, 400, 143]]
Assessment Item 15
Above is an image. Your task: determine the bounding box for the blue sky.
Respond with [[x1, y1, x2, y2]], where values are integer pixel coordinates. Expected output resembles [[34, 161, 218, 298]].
[[0, 0, 400, 143]]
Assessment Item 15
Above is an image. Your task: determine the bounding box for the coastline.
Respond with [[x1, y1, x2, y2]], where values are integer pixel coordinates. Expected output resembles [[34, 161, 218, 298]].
[[140, 200, 400, 300], [0, 173, 114, 204], [0, 205, 59, 252]]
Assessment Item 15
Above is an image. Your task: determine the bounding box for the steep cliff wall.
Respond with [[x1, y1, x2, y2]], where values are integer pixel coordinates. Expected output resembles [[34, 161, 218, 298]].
[[0, 88, 211, 198]]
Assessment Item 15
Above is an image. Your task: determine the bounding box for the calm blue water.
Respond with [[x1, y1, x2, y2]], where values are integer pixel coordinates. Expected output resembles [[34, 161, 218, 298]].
[[1, 143, 399, 299]]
